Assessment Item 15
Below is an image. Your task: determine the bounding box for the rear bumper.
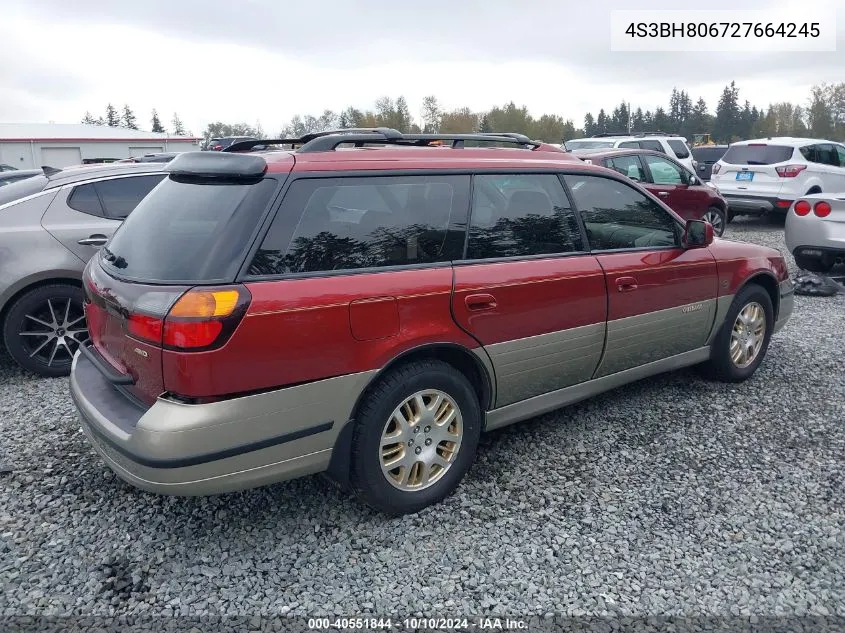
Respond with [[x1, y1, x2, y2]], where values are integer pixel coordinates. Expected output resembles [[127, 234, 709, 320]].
[[774, 279, 794, 335], [723, 194, 792, 215], [785, 215, 845, 256], [70, 351, 373, 496]]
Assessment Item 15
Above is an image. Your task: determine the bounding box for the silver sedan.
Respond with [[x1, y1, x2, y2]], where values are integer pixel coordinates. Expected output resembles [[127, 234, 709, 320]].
[[785, 193, 845, 273]]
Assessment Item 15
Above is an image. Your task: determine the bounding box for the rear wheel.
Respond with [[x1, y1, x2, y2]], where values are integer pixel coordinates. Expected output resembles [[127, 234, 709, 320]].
[[703, 206, 727, 237], [349, 360, 481, 515], [701, 284, 773, 382], [794, 254, 834, 273], [2, 284, 88, 377]]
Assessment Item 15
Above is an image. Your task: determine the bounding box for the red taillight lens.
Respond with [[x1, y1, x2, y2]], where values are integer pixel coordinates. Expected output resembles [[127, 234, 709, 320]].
[[163, 321, 223, 348], [712, 163, 721, 175], [814, 201, 832, 218], [794, 200, 811, 216], [162, 286, 250, 350], [776, 199, 793, 209], [128, 313, 164, 343], [775, 164, 807, 178]]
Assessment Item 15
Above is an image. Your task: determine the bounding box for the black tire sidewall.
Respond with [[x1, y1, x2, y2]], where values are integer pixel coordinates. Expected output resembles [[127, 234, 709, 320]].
[[708, 206, 727, 236], [712, 285, 774, 381], [350, 361, 481, 515], [3, 285, 85, 377]]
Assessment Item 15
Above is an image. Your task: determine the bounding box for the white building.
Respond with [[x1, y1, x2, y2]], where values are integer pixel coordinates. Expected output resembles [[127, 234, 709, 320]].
[[0, 123, 202, 169]]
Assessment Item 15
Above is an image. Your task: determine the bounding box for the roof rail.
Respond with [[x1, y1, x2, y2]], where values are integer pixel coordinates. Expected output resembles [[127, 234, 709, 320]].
[[591, 132, 631, 138], [633, 131, 681, 137], [224, 128, 404, 153]]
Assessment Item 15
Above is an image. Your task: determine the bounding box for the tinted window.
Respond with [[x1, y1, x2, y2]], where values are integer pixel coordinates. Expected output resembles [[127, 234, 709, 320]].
[[564, 174, 679, 251], [722, 144, 794, 165], [618, 141, 639, 149], [639, 140, 664, 153], [836, 145, 845, 167], [643, 155, 685, 185], [467, 174, 583, 259], [810, 144, 840, 167], [101, 176, 278, 282], [95, 175, 166, 219], [667, 139, 690, 158], [248, 175, 470, 276], [605, 155, 645, 182], [564, 140, 615, 150], [67, 183, 104, 216], [691, 147, 728, 163]]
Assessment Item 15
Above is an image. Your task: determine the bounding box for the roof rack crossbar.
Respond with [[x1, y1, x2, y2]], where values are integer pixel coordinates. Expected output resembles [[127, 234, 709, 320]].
[[298, 132, 543, 153], [223, 128, 405, 153]]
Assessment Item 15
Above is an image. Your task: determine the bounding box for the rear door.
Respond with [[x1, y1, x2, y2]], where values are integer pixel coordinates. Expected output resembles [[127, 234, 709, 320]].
[[641, 154, 710, 221], [41, 173, 165, 262], [451, 173, 607, 408], [563, 173, 718, 377]]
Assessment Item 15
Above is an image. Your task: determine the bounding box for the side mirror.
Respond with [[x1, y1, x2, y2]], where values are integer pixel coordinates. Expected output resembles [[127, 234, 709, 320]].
[[683, 219, 713, 248]]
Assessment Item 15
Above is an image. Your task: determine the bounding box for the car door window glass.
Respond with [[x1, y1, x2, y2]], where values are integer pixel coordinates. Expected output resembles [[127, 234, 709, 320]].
[[95, 175, 166, 219], [67, 183, 104, 216], [605, 155, 645, 182], [667, 139, 691, 159], [564, 174, 679, 251], [467, 174, 584, 260], [643, 155, 684, 185], [814, 144, 839, 167], [640, 140, 664, 153], [248, 175, 470, 276], [836, 145, 845, 167], [618, 141, 640, 149]]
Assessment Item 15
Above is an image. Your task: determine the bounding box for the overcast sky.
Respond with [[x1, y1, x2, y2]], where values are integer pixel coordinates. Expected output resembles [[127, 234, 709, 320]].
[[2, 0, 842, 136]]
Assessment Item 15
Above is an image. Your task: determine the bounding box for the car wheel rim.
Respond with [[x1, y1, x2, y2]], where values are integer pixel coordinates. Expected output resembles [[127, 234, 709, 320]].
[[18, 298, 88, 368], [379, 389, 463, 492], [704, 209, 724, 234], [730, 302, 766, 368]]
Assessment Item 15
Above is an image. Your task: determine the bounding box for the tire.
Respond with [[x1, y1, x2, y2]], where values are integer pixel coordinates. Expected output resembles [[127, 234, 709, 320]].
[[703, 206, 727, 237], [2, 284, 88, 377], [701, 284, 774, 383], [794, 254, 834, 274], [349, 359, 482, 515]]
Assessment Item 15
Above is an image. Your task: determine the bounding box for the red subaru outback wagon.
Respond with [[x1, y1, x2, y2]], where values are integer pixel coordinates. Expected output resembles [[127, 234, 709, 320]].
[[70, 129, 794, 515]]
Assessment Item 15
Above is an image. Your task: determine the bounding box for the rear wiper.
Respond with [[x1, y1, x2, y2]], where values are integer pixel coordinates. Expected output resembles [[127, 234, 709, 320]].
[[745, 160, 767, 165]]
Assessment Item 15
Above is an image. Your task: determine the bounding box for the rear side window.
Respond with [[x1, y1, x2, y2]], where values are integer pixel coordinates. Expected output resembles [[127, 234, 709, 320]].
[[67, 183, 104, 216], [667, 139, 690, 159], [564, 174, 679, 251], [467, 174, 584, 259], [722, 144, 794, 165], [248, 175, 470, 276], [803, 144, 840, 167], [618, 141, 639, 149], [639, 140, 664, 153], [642, 155, 685, 185], [95, 175, 166, 219], [100, 176, 278, 283]]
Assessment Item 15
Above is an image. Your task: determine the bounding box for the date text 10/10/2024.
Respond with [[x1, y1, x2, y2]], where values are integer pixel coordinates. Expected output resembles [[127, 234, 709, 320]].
[[307, 617, 528, 630]]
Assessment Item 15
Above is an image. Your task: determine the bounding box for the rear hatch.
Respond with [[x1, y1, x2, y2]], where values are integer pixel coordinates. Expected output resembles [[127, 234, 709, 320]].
[[712, 144, 796, 196], [81, 153, 285, 405]]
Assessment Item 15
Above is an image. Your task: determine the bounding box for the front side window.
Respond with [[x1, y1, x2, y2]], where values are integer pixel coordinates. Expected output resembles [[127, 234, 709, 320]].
[[605, 155, 645, 182], [563, 174, 679, 251], [248, 175, 470, 276], [642, 155, 685, 185], [466, 174, 584, 260]]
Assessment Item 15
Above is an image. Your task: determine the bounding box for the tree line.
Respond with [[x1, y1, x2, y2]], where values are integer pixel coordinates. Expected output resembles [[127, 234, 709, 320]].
[[80, 81, 844, 146], [80, 105, 190, 136]]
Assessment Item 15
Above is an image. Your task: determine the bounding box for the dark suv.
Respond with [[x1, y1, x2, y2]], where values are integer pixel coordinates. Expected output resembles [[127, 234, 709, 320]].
[[70, 129, 793, 515]]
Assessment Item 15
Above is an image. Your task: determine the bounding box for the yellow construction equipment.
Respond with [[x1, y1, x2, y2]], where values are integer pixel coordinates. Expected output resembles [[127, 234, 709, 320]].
[[693, 133, 715, 147]]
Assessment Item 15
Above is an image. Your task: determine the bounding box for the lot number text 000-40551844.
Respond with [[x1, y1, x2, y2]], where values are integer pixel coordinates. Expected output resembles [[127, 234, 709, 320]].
[[609, 9, 836, 52]]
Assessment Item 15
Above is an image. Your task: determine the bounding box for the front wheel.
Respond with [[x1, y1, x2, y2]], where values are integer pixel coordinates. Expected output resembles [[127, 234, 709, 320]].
[[701, 284, 773, 382], [349, 360, 481, 515], [703, 206, 727, 237]]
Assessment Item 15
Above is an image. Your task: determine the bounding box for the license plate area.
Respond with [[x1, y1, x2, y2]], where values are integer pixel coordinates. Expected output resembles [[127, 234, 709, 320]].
[[736, 172, 754, 181]]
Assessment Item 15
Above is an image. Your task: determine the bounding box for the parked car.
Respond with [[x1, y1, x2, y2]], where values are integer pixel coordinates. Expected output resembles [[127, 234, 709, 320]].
[[785, 194, 845, 272], [0, 163, 167, 377], [69, 129, 793, 516], [564, 133, 695, 171], [204, 136, 258, 151], [574, 148, 730, 235], [0, 164, 18, 172], [0, 169, 45, 187], [710, 138, 845, 220], [116, 153, 180, 164], [691, 145, 729, 181]]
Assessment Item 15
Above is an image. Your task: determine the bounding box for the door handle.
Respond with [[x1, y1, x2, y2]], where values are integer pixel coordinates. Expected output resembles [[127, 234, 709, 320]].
[[616, 276, 638, 292], [657, 191, 669, 197], [78, 235, 108, 246], [465, 293, 497, 311]]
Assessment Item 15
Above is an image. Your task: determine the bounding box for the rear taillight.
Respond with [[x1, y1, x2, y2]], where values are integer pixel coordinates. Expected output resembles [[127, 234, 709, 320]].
[[794, 200, 811, 216], [814, 201, 832, 218], [712, 163, 721, 175], [775, 164, 807, 178], [127, 286, 250, 351]]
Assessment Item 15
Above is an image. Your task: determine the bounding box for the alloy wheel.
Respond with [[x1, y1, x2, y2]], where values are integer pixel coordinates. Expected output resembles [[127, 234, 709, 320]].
[[703, 208, 725, 236], [730, 302, 766, 368], [18, 298, 88, 369]]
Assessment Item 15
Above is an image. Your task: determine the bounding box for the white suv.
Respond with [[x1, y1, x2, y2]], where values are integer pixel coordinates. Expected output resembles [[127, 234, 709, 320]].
[[564, 134, 695, 171], [711, 138, 845, 220]]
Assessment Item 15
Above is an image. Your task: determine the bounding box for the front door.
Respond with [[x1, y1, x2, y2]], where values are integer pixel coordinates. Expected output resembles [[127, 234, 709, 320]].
[[563, 173, 719, 377], [451, 173, 608, 408], [641, 154, 710, 221]]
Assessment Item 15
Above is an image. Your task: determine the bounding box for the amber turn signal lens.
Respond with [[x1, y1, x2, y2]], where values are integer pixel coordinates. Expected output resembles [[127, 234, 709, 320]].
[[169, 289, 240, 318]]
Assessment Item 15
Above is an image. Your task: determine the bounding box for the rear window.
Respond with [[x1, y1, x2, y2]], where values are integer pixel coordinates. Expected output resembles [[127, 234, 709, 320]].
[[691, 147, 728, 162], [100, 176, 277, 283], [565, 140, 615, 150], [721, 144, 794, 165]]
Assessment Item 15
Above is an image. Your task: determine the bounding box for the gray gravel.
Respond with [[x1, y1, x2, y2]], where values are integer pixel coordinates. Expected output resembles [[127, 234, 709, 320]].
[[1, 218, 843, 629]]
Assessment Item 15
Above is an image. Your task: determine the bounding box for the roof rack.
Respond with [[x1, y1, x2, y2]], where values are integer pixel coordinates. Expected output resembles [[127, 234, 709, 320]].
[[591, 132, 631, 138], [223, 128, 545, 154], [633, 131, 681, 137]]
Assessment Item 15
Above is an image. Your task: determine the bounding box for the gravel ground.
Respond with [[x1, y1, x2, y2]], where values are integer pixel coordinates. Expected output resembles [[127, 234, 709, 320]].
[[0, 218, 843, 630]]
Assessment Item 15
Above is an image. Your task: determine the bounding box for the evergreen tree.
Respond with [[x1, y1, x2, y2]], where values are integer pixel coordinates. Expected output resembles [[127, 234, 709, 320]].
[[105, 103, 120, 127], [122, 105, 138, 130], [81, 111, 98, 125], [715, 81, 740, 142], [171, 113, 187, 136], [151, 109, 165, 133], [583, 113, 596, 137]]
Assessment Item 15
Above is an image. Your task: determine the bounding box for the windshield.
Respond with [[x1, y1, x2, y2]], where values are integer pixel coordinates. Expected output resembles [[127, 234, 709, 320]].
[[721, 144, 794, 165], [100, 176, 277, 283], [565, 140, 616, 150]]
